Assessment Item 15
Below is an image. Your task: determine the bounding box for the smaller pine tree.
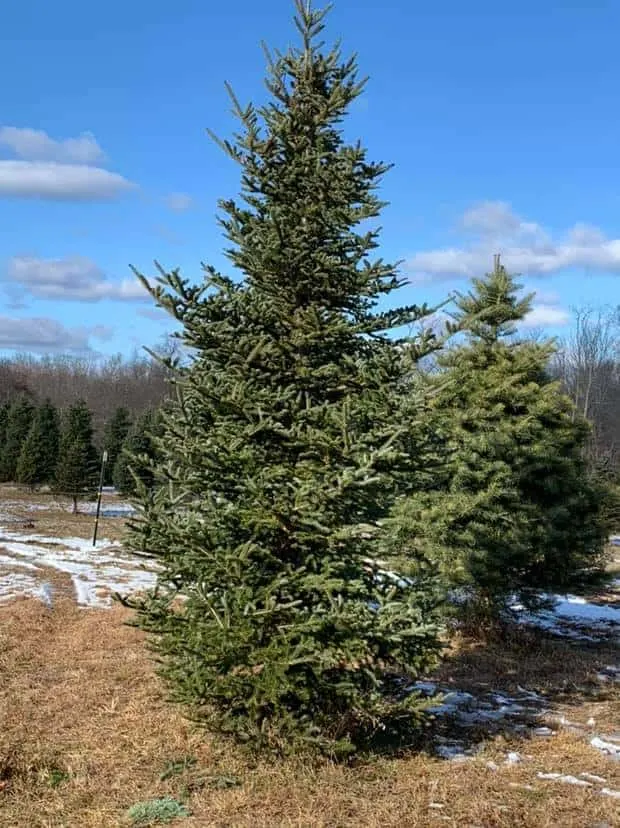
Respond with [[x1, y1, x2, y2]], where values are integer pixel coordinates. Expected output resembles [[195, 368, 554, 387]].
[[0, 396, 35, 482], [396, 257, 610, 615], [0, 402, 10, 478], [17, 399, 60, 488], [38, 399, 61, 483], [17, 422, 44, 489], [102, 407, 132, 486], [113, 409, 161, 496], [55, 400, 99, 513]]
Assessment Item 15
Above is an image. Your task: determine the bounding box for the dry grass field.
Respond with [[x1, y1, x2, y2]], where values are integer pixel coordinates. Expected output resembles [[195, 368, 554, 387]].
[[0, 486, 618, 827]]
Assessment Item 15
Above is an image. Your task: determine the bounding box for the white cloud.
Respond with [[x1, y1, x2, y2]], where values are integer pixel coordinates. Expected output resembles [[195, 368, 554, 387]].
[[165, 192, 193, 212], [0, 160, 134, 200], [6, 256, 149, 302], [0, 316, 103, 353], [523, 305, 570, 328], [0, 127, 134, 200], [0, 126, 105, 164], [407, 201, 620, 280]]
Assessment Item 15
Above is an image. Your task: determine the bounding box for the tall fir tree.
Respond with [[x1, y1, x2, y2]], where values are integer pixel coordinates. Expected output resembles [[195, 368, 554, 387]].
[[395, 256, 609, 615], [55, 400, 99, 513], [102, 406, 132, 486], [113, 409, 160, 496], [16, 400, 59, 488], [0, 395, 35, 482], [121, 1, 444, 756]]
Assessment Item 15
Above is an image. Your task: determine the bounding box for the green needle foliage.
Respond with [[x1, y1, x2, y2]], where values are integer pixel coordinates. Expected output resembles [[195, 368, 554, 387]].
[[16, 400, 60, 488], [55, 400, 99, 513], [113, 409, 161, 496], [122, 0, 444, 757], [0, 402, 10, 476], [102, 406, 132, 486], [0, 395, 35, 482], [396, 257, 610, 616]]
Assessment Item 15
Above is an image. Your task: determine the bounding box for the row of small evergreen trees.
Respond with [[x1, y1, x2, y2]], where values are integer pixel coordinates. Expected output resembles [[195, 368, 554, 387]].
[[0, 398, 160, 509]]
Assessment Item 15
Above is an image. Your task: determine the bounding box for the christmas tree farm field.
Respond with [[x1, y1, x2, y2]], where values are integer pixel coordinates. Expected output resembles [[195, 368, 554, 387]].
[[0, 493, 619, 826], [1, 595, 619, 827]]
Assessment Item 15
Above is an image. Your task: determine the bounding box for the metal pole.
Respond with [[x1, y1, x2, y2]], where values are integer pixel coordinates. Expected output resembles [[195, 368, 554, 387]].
[[92, 450, 108, 547]]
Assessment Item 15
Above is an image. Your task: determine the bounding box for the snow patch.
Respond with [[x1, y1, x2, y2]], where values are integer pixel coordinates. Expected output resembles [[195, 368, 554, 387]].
[[579, 772, 607, 784], [600, 787, 620, 799], [590, 737, 620, 759], [413, 681, 548, 731], [509, 592, 620, 642], [0, 571, 42, 602], [0, 526, 122, 552], [537, 772, 592, 787], [0, 554, 37, 570], [597, 666, 620, 684], [0, 522, 158, 609], [76, 502, 137, 517]]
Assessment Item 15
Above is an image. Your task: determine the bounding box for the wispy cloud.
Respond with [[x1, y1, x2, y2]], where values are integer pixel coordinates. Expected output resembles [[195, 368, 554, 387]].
[[0, 126, 105, 164], [523, 304, 570, 328], [0, 126, 134, 200], [407, 201, 620, 281], [164, 192, 193, 212], [0, 315, 109, 353], [522, 288, 570, 329], [6, 256, 149, 302]]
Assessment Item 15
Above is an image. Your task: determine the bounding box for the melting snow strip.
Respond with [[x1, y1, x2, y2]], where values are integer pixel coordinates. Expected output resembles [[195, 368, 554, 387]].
[[590, 737, 620, 759], [537, 772, 593, 787], [508, 593, 620, 642], [0, 518, 159, 609], [579, 773, 607, 783]]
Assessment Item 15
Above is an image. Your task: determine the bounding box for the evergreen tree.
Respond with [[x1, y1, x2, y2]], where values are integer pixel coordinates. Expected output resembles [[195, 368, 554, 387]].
[[55, 400, 99, 513], [39, 398, 61, 482], [113, 409, 160, 496], [121, 1, 444, 756], [16, 400, 60, 489], [103, 406, 133, 485], [396, 257, 609, 615], [0, 396, 35, 482], [0, 402, 9, 480]]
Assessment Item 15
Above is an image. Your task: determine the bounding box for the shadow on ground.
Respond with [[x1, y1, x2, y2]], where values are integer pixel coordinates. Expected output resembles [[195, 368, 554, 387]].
[[405, 624, 620, 761]]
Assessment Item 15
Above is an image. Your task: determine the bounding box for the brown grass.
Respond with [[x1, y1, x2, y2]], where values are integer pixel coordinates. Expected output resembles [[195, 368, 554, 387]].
[[0, 484, 127, 543], [0, 488, 619, 827], [0, 600, 618, 828], [436, 627, 619, 702]]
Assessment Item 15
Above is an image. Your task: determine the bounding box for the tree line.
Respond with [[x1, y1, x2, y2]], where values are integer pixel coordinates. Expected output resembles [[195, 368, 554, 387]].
[[1, 310, 617, 480], [0, 398, 161, 511], [0, 345, 173, 438], [552, 306, 620, 479]]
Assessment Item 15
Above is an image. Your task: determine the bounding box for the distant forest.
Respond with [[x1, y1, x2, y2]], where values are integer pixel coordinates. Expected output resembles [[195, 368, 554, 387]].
[[0, 339, 176, 441], [548, 306, 620, 478], [0, 306, 618, 476]]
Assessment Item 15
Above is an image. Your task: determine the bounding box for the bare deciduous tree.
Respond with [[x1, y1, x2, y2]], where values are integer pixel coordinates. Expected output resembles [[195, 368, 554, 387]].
[[552, 305, 620, 474]]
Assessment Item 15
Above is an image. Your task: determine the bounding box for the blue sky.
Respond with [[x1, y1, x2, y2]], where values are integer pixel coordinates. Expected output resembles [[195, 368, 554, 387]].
[[1, 0, 618, 358]]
